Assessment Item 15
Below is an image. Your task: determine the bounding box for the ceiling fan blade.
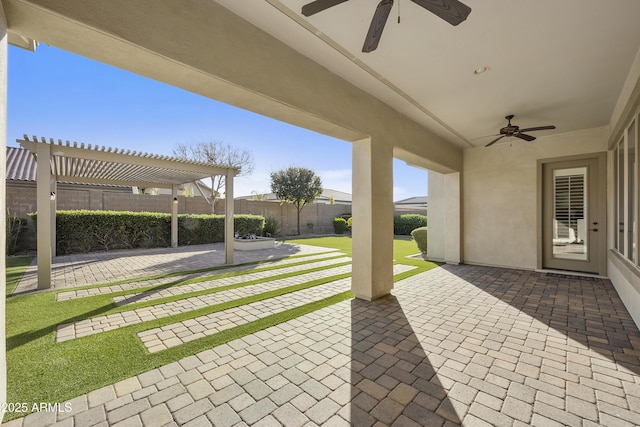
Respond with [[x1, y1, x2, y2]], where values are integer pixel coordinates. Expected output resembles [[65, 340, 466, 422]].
[[518, 125, 556, 133], [301, 0, 349, 17], [410, 0, 471, 26], [515, 133, 536, 142], [485, 135, 506, 147], [471, 133, 500, 140], [362, 0, 394, 53]]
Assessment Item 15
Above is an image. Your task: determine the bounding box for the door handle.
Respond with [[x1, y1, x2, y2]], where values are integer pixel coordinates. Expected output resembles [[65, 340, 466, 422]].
[[591, 228, 598, 232]]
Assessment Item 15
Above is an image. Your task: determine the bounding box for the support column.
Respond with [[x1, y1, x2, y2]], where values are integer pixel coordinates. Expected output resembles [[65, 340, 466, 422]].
[[0, 7, 8, 410], [352, 138, 394, 300], [225, 169, 234, 264], [171, 184, 178, 248], [36, 142, 52, 289], [427, 170, 462, 264]]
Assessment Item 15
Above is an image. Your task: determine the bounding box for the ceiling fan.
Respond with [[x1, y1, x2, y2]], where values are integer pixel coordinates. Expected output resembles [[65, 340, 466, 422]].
[[485, 115, 556, 147], [301, 0, 472, 53]]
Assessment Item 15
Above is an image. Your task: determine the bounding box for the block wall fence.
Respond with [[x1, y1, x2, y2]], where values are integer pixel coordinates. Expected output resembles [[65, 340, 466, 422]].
[[6, 183, 353, 249]]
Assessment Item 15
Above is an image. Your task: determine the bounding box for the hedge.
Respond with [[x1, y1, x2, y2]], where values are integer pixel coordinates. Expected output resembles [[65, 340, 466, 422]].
[[394, 214, 428, 235], [411, 226, 428, 254], [332, 217, 347, 234], [30, 210, 265, 255]]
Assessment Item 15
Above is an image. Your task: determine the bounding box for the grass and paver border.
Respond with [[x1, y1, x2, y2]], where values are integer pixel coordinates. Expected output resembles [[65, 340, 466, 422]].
[[4, 236, 437, 422]]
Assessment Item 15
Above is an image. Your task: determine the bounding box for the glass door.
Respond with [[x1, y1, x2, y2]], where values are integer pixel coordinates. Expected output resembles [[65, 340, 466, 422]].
[[552, 167, 587, 261], [542, 157, 604, 274]]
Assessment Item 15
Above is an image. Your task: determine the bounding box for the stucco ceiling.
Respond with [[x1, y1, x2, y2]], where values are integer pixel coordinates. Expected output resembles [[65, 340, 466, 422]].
[[215, 0, 640, 148]]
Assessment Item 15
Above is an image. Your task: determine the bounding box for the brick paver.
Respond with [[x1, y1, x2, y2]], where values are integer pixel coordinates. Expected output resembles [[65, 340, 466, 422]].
[[138, 264, 416, 352], [55, 263, 354, 342], [112, 255, 352, 305], [15, 242, 336, 293], [56, 251, 340, 301], [9, 264, 640, 426]]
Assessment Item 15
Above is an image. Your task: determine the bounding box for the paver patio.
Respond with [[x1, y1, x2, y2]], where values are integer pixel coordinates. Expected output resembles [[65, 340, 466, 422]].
[[14, 242, 335, 294], [6, 246, 640, 426]]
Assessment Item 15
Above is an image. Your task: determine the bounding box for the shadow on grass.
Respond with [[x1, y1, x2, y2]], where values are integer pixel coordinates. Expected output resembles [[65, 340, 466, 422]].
[[5, 301, 119, 350]]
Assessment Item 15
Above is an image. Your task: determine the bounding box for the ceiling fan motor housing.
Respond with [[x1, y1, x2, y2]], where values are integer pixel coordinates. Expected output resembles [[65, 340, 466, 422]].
[[500, 125, 519, 135]]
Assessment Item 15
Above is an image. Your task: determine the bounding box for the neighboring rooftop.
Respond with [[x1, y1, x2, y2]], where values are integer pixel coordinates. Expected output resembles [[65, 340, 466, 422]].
[[7, 146, 36, 182], [395, 196, 427, 206]]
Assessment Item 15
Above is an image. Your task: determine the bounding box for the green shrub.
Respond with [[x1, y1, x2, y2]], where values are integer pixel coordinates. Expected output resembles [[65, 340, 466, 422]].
[[346, 217, 352, 231], [411, 226, 428, 254], [394, 214, 428, 235], [6, 216, 27, 255], [30, 210, 265, 254], [263, 216, 280, 237], [179, 214, 223, 246], [234, 214, 265, 237], [333, 217, 347, 234]]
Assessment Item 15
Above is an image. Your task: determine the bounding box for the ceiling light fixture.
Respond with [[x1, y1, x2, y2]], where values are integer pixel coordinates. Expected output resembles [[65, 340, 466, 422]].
[[473, 66, 490, 75]]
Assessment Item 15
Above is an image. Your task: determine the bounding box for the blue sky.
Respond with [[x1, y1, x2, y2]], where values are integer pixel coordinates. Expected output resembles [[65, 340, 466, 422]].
[[7, 45, 427, 200]]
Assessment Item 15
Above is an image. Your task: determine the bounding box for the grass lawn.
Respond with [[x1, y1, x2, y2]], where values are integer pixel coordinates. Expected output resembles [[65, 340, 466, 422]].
[[3, 236, 438, 422], [6, 256, 33, 296], [285, 234, 438, 280]]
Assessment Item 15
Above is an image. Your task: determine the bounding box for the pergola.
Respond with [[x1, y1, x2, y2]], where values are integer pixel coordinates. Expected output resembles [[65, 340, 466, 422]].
[[18, 135, 239, 290]]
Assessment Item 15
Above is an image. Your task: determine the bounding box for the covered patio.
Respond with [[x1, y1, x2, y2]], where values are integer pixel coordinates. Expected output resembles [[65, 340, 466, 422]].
[[5, 258, 640, 426], [3, 0, 640, 423]]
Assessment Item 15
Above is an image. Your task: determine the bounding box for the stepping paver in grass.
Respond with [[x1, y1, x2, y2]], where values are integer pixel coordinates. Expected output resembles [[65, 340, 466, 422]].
[[113, 256, 352, 306], [55, 264, 354, 342], [56, 251, 340, 301], [139, 264, 417, 353], [139, 278, 352, 352]]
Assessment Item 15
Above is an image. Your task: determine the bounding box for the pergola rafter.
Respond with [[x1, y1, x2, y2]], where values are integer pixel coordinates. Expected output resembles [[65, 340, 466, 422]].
[[18, 135, 239, 289]]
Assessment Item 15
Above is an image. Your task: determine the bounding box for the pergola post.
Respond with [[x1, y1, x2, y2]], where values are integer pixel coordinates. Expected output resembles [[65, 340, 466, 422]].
[[225, 169, 234, 264], [50, 177, 57, 257], [211, 176, 216, 214], [171, 184, 178, 248], [36, 142, 52, 289]]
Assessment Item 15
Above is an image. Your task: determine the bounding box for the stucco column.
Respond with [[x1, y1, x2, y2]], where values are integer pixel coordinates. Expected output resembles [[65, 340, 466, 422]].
[[352, 138, 394, 300], [171, 184, 178, 248], [225, 169, 234, 264], [36, 142, 52, 289], [427, 170, 461, 264], [0, 5, 8, 410]]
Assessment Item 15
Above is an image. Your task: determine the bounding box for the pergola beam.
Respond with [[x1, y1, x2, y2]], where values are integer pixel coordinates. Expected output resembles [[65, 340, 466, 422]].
[[19, 136, 233, 176], [54, 175, 186, 189]]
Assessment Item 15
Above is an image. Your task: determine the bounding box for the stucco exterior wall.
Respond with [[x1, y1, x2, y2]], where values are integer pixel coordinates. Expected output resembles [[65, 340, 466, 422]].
[[462, 126, 608, 270]]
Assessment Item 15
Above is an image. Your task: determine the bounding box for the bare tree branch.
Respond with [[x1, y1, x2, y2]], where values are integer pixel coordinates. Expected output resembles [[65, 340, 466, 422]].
[[174, 141, 255, 212]]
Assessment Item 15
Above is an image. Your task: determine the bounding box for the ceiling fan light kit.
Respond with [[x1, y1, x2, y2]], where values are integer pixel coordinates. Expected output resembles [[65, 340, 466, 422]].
[[301, 0, 472, 53]]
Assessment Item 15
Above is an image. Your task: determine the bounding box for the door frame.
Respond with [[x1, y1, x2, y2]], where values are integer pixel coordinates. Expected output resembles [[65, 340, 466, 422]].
[[537, 152, 607, 275]]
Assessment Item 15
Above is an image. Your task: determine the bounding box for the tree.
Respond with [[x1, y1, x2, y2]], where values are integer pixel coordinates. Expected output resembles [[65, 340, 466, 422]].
[[174, 141, 255, 213], [270, 167, 323, 235]]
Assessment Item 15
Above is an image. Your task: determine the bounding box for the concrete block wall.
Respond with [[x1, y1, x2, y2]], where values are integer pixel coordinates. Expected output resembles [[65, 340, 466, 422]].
[[7, 183, 354, 251]]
